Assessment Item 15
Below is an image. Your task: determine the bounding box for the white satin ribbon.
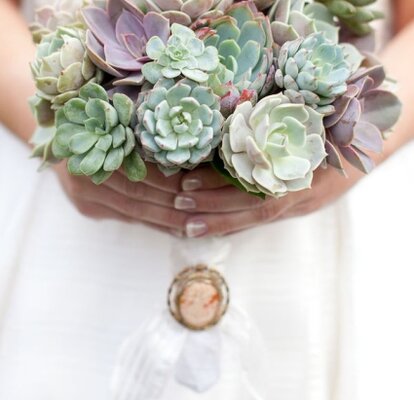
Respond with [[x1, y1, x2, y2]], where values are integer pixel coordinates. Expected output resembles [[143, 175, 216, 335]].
[[111, 237, 269, 399]]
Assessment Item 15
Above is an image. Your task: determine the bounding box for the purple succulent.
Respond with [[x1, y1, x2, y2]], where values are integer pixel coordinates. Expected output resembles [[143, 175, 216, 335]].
[[324, 60, 402, 174], [82, 0, 170, 86]]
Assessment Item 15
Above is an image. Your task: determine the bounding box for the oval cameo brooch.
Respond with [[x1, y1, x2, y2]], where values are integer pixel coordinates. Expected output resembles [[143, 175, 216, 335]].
[[168, 265, 230, 330]]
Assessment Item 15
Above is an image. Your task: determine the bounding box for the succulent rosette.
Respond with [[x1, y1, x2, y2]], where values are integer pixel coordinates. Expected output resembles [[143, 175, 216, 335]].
[[315, 0, 384, 36], [30, 0, 85, 44], [220, 94, 327, 196], [53, 82, 146, 184], [324, 62, 402, 174], [275, 32, 363, 114], [137, 79, 224, 174], [142, 0, 234, 26], [82, 1, 170, 85], [30, 26, 103, 128], [199, 1, 274, 116], [142, 23, 220, 84]]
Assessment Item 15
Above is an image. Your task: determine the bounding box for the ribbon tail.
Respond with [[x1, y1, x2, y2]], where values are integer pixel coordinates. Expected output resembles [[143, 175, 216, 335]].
[[111, 311, 187, 400], [174, 328, 222, 392], [222, 306, 270, 400]]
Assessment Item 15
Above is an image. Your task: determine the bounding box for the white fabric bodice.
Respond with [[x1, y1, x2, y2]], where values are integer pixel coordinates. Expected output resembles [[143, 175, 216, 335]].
[[0, 1, 395, 400]]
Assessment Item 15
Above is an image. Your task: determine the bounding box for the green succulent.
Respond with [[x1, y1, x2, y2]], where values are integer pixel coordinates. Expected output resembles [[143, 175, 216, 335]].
[[137, 78, 224, 174], [30, 27, 103, 128], [275, 32, 363, 114], [197, 2, 274, 117], [268, 0, 339, 49], [142, 23, 219, 84], [220, 93, 327, 197], [52, 83, 146, 184], [315, 0, 383, 36]]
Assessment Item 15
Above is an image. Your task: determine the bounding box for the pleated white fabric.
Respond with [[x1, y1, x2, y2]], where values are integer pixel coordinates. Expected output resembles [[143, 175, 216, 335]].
[[0, 125, 354, 400], [0, 0, 392, 398]]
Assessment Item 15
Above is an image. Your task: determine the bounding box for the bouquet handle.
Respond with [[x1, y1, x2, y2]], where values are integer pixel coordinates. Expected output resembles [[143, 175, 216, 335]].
[[111, 237, 270, 399]]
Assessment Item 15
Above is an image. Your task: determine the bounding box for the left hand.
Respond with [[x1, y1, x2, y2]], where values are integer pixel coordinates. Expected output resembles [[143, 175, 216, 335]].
[[175, 164, 365, 237]]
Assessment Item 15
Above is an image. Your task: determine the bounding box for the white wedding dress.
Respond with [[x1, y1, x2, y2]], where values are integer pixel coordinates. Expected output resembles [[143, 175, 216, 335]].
[[0, 1, 393, 399]]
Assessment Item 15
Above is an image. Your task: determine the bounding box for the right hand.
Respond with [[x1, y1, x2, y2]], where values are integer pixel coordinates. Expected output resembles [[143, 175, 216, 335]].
[[54, 162, 189, 234]]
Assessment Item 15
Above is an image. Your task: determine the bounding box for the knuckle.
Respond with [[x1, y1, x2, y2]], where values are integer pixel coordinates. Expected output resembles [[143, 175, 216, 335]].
[[127, 200, 143, 219], [124, 179, 145, 199], [256, 202, 277, 222], [249, 194, 266, 208], [164, 209, 185, 228], [201, 196, 221, 211]]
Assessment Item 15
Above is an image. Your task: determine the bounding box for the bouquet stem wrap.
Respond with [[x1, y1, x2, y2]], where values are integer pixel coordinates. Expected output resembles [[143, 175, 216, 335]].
[[111, 237, 269, 399]]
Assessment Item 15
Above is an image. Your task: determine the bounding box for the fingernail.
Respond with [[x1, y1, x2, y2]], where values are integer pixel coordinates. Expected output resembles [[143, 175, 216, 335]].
[[186, 220, 208, 238], [182, 178, 202, 191], [174, 195, 196, 210]]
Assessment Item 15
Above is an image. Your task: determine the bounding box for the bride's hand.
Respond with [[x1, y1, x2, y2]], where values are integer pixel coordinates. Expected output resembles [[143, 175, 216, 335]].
[[176, 165, 364, 237], [54, 162, 189, 233]]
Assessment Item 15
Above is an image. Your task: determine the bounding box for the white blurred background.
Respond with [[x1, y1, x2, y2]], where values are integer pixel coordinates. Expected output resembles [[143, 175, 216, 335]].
[[349, 141, 414, 399]]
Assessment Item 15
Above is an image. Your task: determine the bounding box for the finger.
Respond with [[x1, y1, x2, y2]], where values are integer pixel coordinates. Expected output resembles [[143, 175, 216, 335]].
[[74, 199, 134, 223], [105, 172, 176, 208], [181, 165, 229, 191], [120, 163, 184, 194], [174, 186, 268, 213], [74, 199, 181, 235], [183, 187, 315, 237], [77, 180, 188, 230], [183, 202, 286, 238]]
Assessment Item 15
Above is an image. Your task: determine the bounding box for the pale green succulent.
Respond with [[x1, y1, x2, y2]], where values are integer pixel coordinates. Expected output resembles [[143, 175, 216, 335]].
[[220, 93, 327, 197], [137, 79, 224, 174], [142, 23, 219, 84], [275, 32, 363, 114], [30, 26, 103, 128], [52, 82, 146, 184], [315, 0, 383, 36]]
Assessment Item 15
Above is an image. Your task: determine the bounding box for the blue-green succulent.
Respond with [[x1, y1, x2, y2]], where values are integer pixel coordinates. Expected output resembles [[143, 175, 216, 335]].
[[137, 78, 224, 174], [200, 1, 274, 115], [274, 32, 363, 114]]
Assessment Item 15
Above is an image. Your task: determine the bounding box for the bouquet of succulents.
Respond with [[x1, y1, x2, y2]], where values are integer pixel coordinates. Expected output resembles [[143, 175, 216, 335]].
[[29, 0, 402, 198]]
